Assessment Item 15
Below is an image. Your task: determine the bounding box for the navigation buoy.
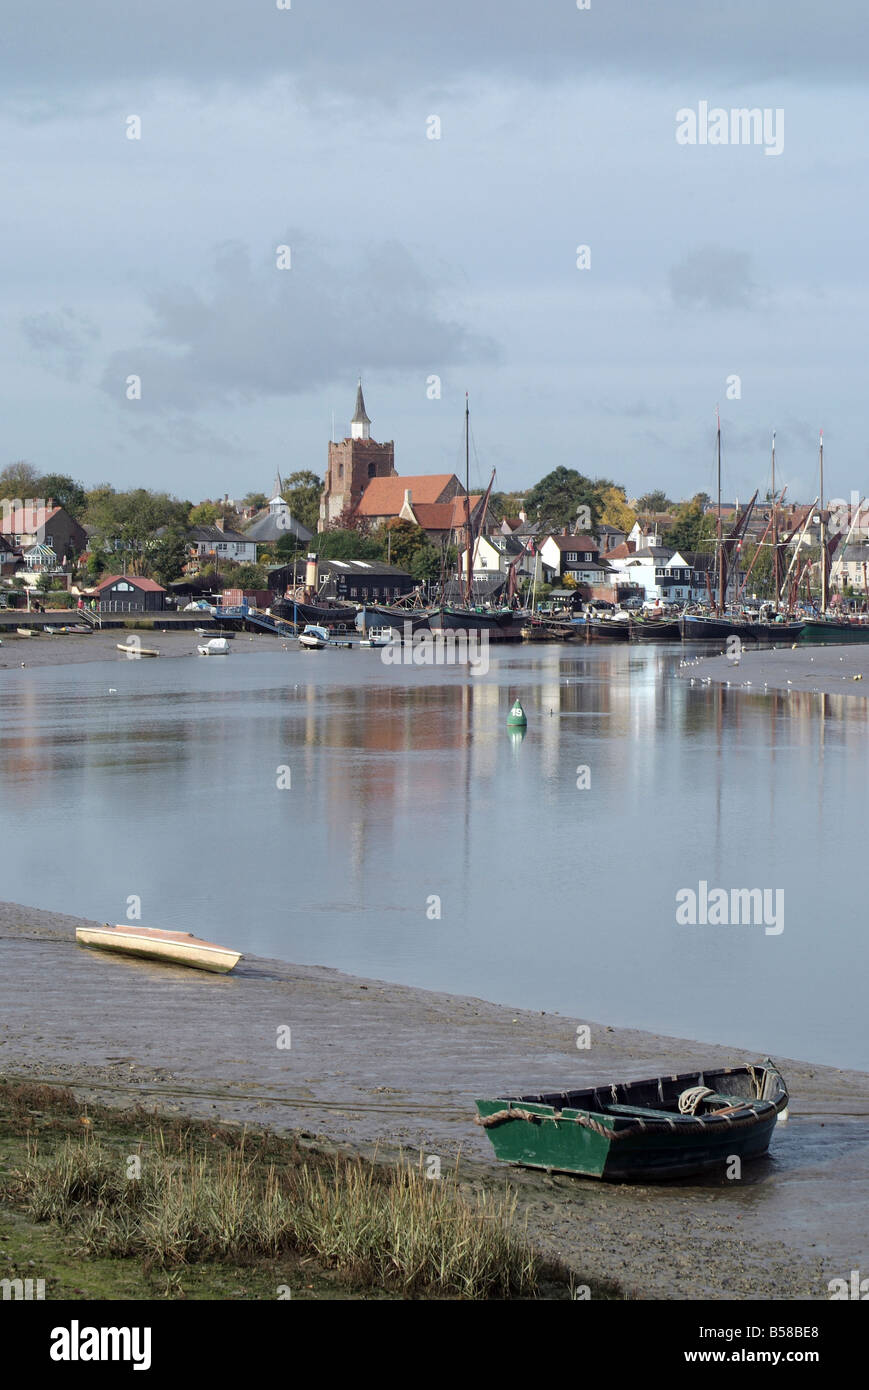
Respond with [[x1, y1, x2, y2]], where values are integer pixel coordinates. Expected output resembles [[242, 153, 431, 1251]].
[[507, 698, 527, 728]]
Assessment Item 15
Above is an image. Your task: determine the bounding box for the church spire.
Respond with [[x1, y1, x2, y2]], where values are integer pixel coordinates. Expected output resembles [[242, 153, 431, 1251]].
[[350, 379, 371, 440]]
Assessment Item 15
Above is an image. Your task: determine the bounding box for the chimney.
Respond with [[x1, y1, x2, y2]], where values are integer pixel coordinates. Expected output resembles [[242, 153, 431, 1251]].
[[215, 517, 224, 533], [519, 509, 526, 523], [404, 489, 412, 506]]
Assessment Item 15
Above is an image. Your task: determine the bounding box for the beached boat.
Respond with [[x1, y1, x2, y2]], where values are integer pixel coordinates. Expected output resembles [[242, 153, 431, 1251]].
[[476, 1060, 788, 1181], [117, 643, 160, 657], [16, 627, 38, 637], [75, 924, 242, 974], [197, 637, 231, 655], [299, 624, 330, 649]]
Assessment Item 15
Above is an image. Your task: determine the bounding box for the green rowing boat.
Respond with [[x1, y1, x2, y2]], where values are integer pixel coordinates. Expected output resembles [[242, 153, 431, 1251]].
[[475, 1060, 788, 1181]]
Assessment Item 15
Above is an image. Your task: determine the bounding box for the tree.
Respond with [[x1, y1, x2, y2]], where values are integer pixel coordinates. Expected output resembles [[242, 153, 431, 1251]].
[[489, 491, 527, 523], [242, 491, 268, 511], [38, 473, 87, 517], [636, 489, 673, 514], [86, 489, 189, 575], [149, 526, 190, 587], [664, 496, 716, 554], [312, 529, 382, 561], [189, 501, 223, 527], [524, 468, 603, 532], [285, 471, 322, 534], [224, 562, 268, 590], [597, 484, 636, 533], [0, 461, 42, 501]]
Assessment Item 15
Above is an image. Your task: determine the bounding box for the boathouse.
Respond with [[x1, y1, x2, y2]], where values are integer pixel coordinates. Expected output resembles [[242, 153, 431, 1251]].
[[94, 575, 167, 613]]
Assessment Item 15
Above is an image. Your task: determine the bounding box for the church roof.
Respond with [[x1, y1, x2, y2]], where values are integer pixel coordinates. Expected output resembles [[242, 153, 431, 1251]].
[[356, 474, 460, 516], [352, 382, 371, 426], [410, 496, 482, 531]]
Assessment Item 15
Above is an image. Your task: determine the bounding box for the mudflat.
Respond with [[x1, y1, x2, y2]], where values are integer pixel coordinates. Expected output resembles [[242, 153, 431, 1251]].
[[2, 900, 868, 1299], [677, 642, 869, 698]]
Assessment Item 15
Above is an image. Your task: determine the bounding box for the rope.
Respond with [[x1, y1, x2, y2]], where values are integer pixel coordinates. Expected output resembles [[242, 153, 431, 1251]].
[[475, 1101, 769, 1141], [678, 1085, 714, 1115]]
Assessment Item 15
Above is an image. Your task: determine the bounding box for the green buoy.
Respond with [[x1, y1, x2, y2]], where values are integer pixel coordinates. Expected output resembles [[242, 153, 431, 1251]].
[[507, 698, 527, 728]]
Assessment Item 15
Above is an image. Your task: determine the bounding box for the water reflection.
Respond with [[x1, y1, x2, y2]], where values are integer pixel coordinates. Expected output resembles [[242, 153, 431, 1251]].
[[1, 645, 867, 1068]]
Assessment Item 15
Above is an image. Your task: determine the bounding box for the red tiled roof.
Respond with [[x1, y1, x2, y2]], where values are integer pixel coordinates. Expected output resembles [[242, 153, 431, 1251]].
[[356, 474, 460, 516], [604, 541, 636, 559], [94, 574, 166, 593], [411, 496, 482, 530]]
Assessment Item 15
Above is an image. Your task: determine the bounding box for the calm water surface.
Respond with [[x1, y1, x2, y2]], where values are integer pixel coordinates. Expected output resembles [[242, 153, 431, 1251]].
[[1, 644, 866, 1069]]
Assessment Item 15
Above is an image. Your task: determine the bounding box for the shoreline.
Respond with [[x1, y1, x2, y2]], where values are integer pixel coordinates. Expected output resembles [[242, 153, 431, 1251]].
[[676, 642, 869, 698], [2, 900, 868, 1299], [0, 628, 286, 669]]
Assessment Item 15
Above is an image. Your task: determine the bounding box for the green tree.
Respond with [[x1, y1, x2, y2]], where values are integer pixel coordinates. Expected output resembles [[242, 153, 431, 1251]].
[[312, 529, 382, 561], [149, 526, 190, 587], [38, 473, 87, 517], [189, 501, 223, 527], [282, 471, 322, 533], [0, 461, 42, 501], [636, 489, 674, 513], [664, 496, 716, 554], [242, 491, 268, 511], [86, 489, 189, 576], [524, 468, 603, 532]]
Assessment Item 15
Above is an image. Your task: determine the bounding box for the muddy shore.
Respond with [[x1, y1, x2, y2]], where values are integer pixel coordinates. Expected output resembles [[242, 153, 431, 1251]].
[[2, 901, 868, 1299], [676, 642, 869, 698], [0, 629, 284, 670]]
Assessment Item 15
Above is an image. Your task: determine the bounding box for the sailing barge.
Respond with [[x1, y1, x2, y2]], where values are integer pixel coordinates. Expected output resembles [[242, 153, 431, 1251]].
[[476, 1060, 788, 1181]]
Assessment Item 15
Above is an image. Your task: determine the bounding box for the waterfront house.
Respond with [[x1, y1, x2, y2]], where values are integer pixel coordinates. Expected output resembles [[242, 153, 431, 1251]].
[[244, 476, 313, 547], [93, 575, 167, 613], [317, 559, 416, 604], [188, 522, 258, 568], [538, 533, 602, 584], [458, 533, 535, 584], [0, 533, 23, 576], [0, 502, 86, 567]]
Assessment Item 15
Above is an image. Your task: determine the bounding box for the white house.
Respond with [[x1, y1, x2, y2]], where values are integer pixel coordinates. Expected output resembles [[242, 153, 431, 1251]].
[[459, 533, 536, 581], [188, 524, 258, 566]]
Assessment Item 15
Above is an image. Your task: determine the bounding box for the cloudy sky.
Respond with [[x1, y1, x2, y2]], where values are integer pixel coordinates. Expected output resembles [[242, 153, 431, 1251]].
[[4, 1, 868, 506]]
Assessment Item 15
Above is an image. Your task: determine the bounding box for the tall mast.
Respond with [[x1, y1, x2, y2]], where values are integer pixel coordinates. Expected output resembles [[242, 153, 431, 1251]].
[[716, 408, 725, 613], [465, 393, 472, 606], [819, 430, 827, 613], [771, 431, 779, 610]]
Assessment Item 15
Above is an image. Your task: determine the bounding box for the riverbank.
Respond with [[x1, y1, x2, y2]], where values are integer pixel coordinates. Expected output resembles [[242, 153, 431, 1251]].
[[0, 629, 283, 669], [2, 901, 868, 1299], [676, 643, 869, 697]]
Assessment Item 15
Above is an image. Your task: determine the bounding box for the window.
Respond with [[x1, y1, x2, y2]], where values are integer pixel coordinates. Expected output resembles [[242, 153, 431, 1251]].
[[565, 552, 578, 563], [368, 462, 376, 478]]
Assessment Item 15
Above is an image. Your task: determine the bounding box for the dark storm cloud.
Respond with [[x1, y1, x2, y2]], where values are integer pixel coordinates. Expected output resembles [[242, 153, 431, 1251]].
[[19, 307, 100, 381], [99, 236, 495, 411], [4, 1, 863, 99], [668, 247, 758, 311]]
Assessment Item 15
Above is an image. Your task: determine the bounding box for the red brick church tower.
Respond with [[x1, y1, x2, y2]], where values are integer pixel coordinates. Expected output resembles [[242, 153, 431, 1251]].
[[319, 382, 395, 530]]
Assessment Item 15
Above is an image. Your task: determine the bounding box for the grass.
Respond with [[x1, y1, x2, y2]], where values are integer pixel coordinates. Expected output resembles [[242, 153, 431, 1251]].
[[0, 1081, 583, 1300]]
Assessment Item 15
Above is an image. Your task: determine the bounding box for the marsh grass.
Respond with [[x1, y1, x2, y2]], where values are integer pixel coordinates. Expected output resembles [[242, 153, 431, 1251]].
[[1, 1086, 548, 1298]]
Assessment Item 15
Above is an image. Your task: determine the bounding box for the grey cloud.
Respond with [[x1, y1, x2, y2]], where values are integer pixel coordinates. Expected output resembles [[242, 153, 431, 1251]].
[[4, 1, 862, 103], [100, 236, 495, 412], [20, 307, 100, 381], [122, 415, 246, 460], [668, 247, 758, 311]]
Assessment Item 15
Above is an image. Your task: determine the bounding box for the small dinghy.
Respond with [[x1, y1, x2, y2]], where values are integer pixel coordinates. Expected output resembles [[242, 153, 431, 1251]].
[[75, 924, 242, 974], [476, 1061, 788, 1181], [198, 637, 230, 656], [117, 642, 160, 657]]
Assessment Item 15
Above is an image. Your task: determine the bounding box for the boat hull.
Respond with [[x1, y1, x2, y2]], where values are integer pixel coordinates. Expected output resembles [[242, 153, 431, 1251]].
[[75, 925, 241, 974], [273, 600, 358, 626], [575, 619, 630, 642], [798, 620, 869, 645], [429, 607, 515, 631], [629, 619, 681, 642], [476, 1062, 787, 1181]]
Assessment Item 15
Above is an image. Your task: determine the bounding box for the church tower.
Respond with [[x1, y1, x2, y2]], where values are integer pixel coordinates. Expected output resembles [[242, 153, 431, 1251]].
[[319, 381, 395, 530]]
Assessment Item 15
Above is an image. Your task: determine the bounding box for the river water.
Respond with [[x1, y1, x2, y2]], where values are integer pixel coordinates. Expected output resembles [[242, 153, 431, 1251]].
[[1, 642, 866, 1069]]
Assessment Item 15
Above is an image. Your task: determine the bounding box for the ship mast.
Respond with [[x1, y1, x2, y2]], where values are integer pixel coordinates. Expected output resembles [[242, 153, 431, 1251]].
[[716, 409, 725, 614], [465, 394, 472, 606], [819, 430, 827, 614], [771, 432, 779, 611]]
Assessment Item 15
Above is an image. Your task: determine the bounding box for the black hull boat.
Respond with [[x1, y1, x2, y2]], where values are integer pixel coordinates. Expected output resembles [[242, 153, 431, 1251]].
[[429, 607, 516, 632], [273, 600, 358, 627], [578, 618, 630, 642], [681, 615, 805, 643], [358, 605, 431, 633], [629, 619, 681, 642]]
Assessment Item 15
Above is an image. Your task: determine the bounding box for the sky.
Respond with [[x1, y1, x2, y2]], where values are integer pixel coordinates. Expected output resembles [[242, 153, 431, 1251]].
[[4, 1, 869, 508]]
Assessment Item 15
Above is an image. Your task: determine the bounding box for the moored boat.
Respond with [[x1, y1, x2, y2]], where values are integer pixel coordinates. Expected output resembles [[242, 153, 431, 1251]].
[[298, 624, 330, 649], [798, 618, 869, 645], [476, 1060, 788, 1181], [429, 606, 515, 632], [117, 642, 160, 657], [197, 637, 231, 655], [75, 924, 242, 974], [629, 618, 682, 642]]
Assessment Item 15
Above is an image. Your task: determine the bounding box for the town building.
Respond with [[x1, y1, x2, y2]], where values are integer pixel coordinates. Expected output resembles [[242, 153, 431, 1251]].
[[0, 502, 86, 569], [93, 575, 167, 612], [188, 523, 258, 567], [244, 476, 313, 546], [319, 383, 396, 528]]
